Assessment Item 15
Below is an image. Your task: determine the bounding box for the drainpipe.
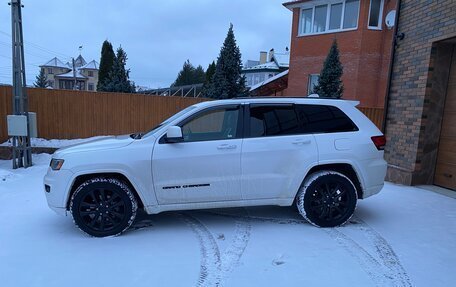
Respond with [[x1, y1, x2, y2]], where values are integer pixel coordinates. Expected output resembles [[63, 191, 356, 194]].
[[382, 0, 402, 133]]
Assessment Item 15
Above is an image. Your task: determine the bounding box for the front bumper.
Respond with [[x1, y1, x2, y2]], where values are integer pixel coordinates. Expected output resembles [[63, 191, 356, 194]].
[[43, 168, 74, 216]]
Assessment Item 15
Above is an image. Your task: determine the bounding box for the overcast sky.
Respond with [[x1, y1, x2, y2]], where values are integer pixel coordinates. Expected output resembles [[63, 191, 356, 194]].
[[0, 0, 291, 88]]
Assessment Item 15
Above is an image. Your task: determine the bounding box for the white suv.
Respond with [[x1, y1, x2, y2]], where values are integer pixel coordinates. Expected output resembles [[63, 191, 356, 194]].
[[44, 98, 387, 237]]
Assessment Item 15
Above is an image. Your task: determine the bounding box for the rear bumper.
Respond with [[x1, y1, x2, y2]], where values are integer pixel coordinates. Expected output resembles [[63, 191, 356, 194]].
[[43, 168, 74, 215], [359, 157, 387, 199], [363, 183, 384, 198]]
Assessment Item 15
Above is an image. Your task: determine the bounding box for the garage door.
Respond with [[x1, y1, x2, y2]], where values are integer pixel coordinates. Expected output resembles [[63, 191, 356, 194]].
[[434, 45, 456, 190]]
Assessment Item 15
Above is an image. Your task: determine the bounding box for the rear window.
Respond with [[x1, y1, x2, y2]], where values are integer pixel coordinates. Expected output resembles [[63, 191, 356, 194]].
[[249, 105, 301, 137], [296, 104, 358, 133]]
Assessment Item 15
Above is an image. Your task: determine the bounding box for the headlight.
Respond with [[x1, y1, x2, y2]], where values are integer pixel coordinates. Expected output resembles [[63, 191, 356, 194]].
[[50, 159, 64, 170]]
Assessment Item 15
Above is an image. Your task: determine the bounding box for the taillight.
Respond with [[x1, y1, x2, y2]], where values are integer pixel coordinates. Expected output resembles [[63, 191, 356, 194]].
[[371, 135, 386, 150]]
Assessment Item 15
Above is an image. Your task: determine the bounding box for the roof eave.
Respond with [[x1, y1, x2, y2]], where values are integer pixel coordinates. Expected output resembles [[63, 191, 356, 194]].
[[282, 0, 309, 10]]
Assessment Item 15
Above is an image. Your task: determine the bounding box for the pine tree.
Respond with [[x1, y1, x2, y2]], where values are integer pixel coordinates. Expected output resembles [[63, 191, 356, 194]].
[[172, 60, 206, 86], [34, 68, 48, 88], [205, 61, 216, 84], [202, 61, 216, 96], [205, 24, 247, 99], [194, 65, 206, 84], [97, 40, 116, 91], [105, 46, 135, 93], [173, 60, 195, 86], [312, 39, 344, 98]]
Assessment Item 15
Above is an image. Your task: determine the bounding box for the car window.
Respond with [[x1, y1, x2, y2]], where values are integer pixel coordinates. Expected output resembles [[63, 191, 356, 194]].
[[144, 105, 197, 137], [296, 104, 358, 133], [249, 105, 301, 137], [181, 107, 240, 142]]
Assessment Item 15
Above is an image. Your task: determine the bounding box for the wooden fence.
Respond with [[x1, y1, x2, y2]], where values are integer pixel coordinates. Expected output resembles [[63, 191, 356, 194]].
[[0, 86, 206, 142], [0, 86, 384, 143], [358, 106, 384, 130]]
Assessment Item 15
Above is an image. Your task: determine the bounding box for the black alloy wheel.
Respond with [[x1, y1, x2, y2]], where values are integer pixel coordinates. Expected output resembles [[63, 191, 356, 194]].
[[297, 171, 357, 227], [70, 178, 137, 237]]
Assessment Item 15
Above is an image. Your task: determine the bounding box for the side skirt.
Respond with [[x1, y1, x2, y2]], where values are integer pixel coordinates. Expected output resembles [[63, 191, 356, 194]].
[[144, 198, 294, 215]]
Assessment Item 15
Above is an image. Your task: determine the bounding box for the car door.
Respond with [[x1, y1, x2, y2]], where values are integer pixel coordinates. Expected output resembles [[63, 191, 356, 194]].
[[152, 105, 243, 205], [241, 103, 319, 200]]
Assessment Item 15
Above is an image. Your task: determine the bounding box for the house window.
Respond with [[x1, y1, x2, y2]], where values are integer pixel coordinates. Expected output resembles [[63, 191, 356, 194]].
[[308, 74, 320, 95], [313, 5, 327, 33], [47, 80, 54, 87], [88, 70, 94, 77], [88, 83, 94, 91], [259, 74, 265, 82], [47, 68, 53, 74], [246, 74, 253, 86], [299, 0, 360, 36], [300, 8, 312, 34], [254, 74, 261, 85], [368, 0, 384, 29], [329, 3, 343, 30]]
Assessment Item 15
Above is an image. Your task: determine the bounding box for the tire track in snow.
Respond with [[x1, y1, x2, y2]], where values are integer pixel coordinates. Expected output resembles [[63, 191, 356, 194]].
[[348, 217, 413, 287], [218, 211, 251, 281], [192, 209, 252, 286], [324, 227, 393, 286], [204, 210, 412, 286], [177, 213, 222, 287]]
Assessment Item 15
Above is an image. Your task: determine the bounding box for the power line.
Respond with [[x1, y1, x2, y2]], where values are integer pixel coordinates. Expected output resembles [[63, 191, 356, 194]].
[[0, 40, 71, 62], [0, 29, 73, 60]]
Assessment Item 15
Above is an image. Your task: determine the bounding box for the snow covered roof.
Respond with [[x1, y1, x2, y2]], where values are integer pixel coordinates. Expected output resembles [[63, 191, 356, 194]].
[[41, 57, 69, 69], [272, 53, 290, 68], [243, 61, 280, 71], [250, 70, 289, 92], [74, 55, 87, 68], [244, 60, 260, 69], [79, 60, 99, 70], [54, 70, 87, 79]]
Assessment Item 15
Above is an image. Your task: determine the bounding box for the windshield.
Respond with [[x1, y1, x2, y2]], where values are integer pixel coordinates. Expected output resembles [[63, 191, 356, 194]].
[[143, 105, 197, 137]]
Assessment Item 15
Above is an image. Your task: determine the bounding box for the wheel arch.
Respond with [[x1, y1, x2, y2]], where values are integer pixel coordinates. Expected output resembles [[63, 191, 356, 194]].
[[302, 163, 364, 199], [66, 172, 145, 210]]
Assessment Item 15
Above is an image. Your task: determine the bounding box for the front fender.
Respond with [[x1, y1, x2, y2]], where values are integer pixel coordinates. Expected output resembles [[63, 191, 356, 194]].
[[66, 166, 156, 210]]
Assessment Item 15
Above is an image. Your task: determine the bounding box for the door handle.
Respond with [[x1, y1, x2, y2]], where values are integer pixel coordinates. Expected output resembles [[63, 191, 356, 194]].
[[217, 144, 237, 150], [292, 139, 311, 145]]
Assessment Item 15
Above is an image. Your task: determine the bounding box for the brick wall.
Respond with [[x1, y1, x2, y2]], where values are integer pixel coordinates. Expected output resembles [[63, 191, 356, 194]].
[[384, 0, 456, 185], [286, 0, 396, 108]]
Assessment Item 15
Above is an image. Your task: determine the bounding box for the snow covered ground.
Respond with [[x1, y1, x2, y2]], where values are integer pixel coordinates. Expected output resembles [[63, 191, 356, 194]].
[[0, 154, 455, 287]]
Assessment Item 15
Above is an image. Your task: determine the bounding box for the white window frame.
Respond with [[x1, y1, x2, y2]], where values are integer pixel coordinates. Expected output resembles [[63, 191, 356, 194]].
[[308, 74, 320, 95], [367, 0, 384, 30], [298, 0, 360, 37]]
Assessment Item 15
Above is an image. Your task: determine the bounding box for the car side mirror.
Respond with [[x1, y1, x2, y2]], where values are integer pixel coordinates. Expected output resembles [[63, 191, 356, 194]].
[[165, 126, 183, 143]]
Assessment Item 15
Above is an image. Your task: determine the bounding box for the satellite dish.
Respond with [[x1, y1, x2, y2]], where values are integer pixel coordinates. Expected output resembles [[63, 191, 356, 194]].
[[385, 10, 396, 29]]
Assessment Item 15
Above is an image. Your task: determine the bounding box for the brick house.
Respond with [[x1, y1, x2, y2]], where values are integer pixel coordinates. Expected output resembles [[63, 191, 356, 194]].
[[384, 0, 456, 190], [280, 0, 397, 108]]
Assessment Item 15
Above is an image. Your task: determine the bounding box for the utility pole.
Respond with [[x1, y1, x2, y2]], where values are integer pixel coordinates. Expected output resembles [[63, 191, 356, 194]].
[[9, 0, 32, 168], [72, 57, 77, 90]]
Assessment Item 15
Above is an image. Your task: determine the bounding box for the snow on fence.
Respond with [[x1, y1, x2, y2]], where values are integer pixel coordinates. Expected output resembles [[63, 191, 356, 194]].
[[0, 86, 384, 142]]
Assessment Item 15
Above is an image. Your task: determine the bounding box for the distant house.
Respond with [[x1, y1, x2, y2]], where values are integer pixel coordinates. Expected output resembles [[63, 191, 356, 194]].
[[40, 55, 99, 91], [242, 48, 290, 88]]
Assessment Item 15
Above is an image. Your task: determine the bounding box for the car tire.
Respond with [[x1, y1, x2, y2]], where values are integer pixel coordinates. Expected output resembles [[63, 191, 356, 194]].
[[296, 171, 357, 227], [70, 177, 138, 237]]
